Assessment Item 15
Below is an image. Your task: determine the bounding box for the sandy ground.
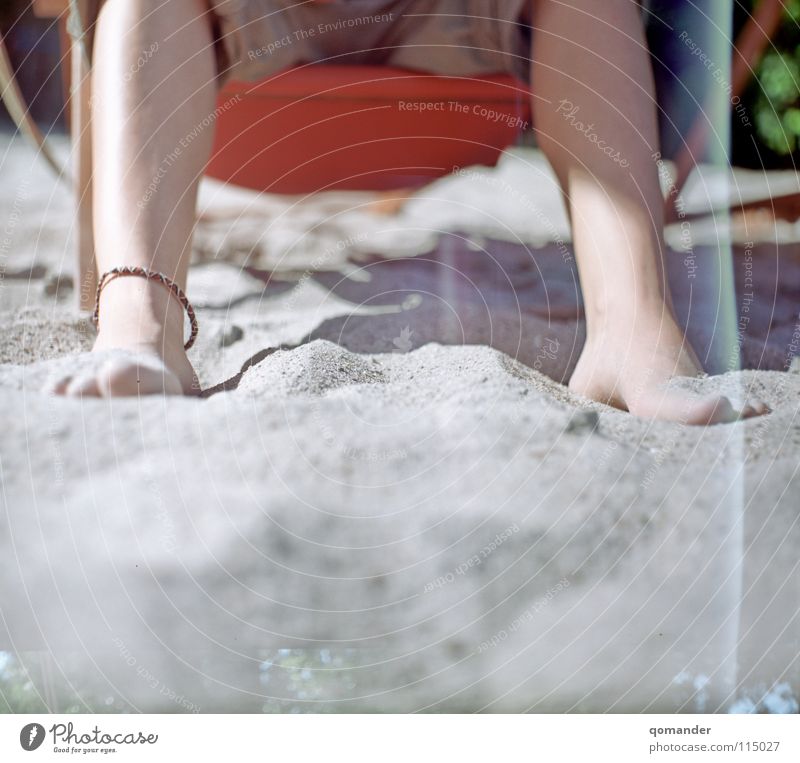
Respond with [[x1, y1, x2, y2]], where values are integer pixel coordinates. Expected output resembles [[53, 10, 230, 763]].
[[0, 132, 798, 712]]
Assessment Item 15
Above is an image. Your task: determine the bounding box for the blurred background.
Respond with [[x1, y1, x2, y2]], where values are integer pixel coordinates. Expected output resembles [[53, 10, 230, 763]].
[[3, 0, 800, 168]]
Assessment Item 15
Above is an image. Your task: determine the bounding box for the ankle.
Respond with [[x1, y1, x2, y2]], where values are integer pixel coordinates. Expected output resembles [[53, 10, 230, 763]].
[[585, 296, 678, 339], [94, 274, 187, 348]]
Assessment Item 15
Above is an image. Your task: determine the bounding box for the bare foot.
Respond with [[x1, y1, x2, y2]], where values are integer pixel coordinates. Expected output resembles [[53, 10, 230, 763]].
[[49, 343, 197, 397], [568, 311, 769, 424], [49, 276, 199, 398]]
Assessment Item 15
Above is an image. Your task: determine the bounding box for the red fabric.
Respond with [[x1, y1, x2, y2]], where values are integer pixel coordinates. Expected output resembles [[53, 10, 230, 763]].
[[206, 65, 531, 193]]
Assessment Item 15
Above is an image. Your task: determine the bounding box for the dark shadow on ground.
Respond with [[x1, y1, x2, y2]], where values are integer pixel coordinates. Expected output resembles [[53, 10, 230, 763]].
[[281, 233, 798, 378]]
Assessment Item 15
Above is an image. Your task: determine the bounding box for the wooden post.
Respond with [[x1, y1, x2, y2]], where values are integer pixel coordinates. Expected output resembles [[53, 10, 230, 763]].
[[70, 22, 96, 312]]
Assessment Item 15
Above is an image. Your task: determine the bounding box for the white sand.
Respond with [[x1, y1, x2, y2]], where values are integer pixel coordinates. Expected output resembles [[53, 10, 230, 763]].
[[0, 132, 798, 712]]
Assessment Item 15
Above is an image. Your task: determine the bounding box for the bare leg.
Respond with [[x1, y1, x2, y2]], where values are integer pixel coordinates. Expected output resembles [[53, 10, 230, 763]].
[[53, 0, 217, 396], [530, 0, 766, 423]]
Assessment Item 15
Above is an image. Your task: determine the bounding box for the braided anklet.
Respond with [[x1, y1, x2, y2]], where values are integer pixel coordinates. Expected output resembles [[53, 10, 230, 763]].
[[92, 266, 199, 350]]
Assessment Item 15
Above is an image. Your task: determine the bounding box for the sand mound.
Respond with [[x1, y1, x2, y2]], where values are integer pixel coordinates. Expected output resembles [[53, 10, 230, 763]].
[[2, 328, 798, 711], [1, 134, 797, 713]]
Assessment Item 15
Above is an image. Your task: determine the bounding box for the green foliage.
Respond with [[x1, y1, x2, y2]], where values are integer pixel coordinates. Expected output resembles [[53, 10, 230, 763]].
[[0, 652, 125, 714], [0, 649, 362, 713], [258, 648, 360, 713], [749, 3, 800, 155], [0, 655, 48, 714]]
